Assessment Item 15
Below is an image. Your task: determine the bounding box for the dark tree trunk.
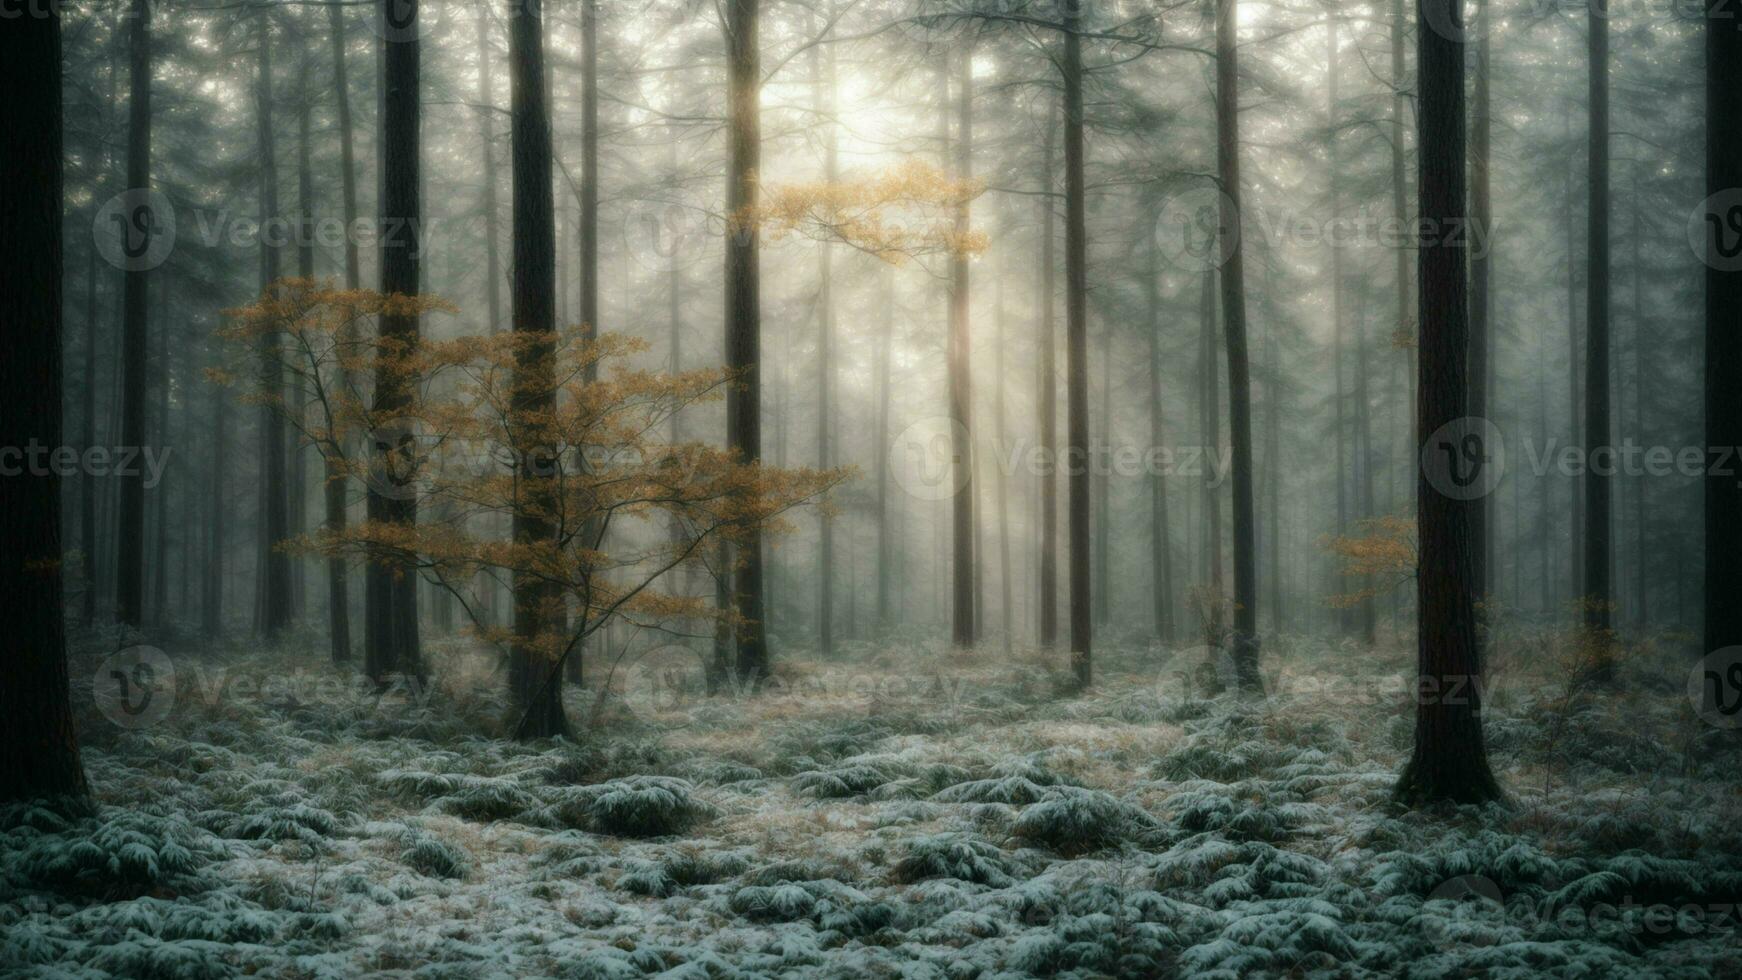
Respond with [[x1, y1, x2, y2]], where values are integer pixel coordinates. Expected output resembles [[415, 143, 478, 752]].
[[151, 282, 170, 625], [1328, 18, 1349, 631], [1389, 0, 1416, 506], [1395, 0, 1502, 806], [725, 0, 768, 685], [875, 267, 893, 631], [1583, 0, 1612, 634], [204, 341, 226, 638], [1469, 0, 1492, 619], [366, 0, 422, 682], [1037, 103, 1059, 649], [116, 0, 152, 627], [321, 1, 359, 662], [0, 6, 90, 807], [949, 45, 977, 649], [1707, 0, 1742, 654], [1095, 324, 1111, 627], [256, 11, 293, 641], [1062, 6, 1092, 687], [812, 20, 838, 656], [1216, 0, 1262, 694], [1146, 231, 1175, 645], [1200, 273, 1224, 593], [1563, 112, 1584, 609], [476, 8, 503, 333], [81, 225, 99, 624], [507, 0, 567, 738]]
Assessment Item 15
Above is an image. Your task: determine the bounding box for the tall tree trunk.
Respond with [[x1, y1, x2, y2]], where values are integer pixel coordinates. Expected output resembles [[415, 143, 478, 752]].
[[1037, 103, 1059, 649], [1563, 112, 1584, 610], [1216, 0, 1262, 693], [875, 267, 893, 631], [1094, 323, 1111, 626], [995, 259, 1014, 656], [81, 227, 99, 624], [1200, 273, 1224, 593], [1583, 0, 1612, 635], [1328, 17, 1349, 631], [0, 5, 89, 807], [946, 45, 977, 649], [1355, 294, 1377, 644], [812, 14, 838, 656], [204, 340, 226, 638], [256, 11, 293, 640], [1705, 2, 1742, 654], [1388, 0, 1415, 508], [1146, 230, 1175, 645], [476, 9, 503, 332], [116, 0, 152, 627], [1396, 0, 1502, 806], [1062, 5, 1092, 687], [330, 0, 361, 290], [1264, 306, 1283, 632], [507, 0, 567, 738], [724, 0, 768, 685], [319, 0, 359, 663], [366, 0, 423, 682], [289, 13, 316, 620], [1629, 169, 1647, 627], [151, 281, 170, 625], [1470, 0, 1493, 620]]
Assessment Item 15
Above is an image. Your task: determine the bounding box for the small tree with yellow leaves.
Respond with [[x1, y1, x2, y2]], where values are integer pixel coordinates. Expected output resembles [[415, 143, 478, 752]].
[[223, 281, 844, 738], [1322, 515, 1418, 612]]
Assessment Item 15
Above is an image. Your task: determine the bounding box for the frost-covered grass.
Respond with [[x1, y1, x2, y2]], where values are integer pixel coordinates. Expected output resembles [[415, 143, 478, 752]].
[[5, 624, 1741, 978]]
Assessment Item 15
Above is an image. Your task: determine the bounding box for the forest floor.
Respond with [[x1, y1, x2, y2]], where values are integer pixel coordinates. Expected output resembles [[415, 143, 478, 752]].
[[5, 622, 1742, 978]]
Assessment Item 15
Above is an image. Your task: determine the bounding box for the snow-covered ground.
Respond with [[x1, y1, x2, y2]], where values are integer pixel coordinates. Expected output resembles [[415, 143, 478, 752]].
[[5, 626, 1740, 978]]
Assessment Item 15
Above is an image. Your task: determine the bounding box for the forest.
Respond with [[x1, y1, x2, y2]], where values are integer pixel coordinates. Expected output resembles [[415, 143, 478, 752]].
[[2, 0, 1741, 975]]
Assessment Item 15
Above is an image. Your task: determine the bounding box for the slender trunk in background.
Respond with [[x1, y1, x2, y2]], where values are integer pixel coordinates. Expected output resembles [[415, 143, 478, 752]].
[[1216, 0, 1262, 694], [1705, 7, 1742, 655], [580, 0, 599, 365], [1094, 323, 1111, 626], [1146, 233, 1175, 645], [1396, 0, 1502, 806], [1388, 0, 1415, 506], [1062, 6, 1092, 686], [366, 0, 423, 682], [995, 262, 1014, 656], [289, 14, 316, 620], [875, 268, 894, 631], [1563, 112, 1584, 610], [116, 0, 152, 627], [507, 0, 567, 737], [945, 45, 977, 649], [1200, 273, 1224, 592], [81, 223, 99, 624], [1264, 309, 1283, 632], [0, 5, 90, 806], [1538, 326, 1554, 613], [724, 0, 768, 684], [1328, 16, 1349, 632], [1354, 294, 1377, 644], [256, 10, 293, 641], [1584, 0, 1613, 635], [810, 14, 838, 655], [1037, 104, 1059, 648], [476, 9, 503, 333], [150, 282, 170, 625], [329, 1, 361, 290], [204, 343, 226, 638], [1470, 0, 1492, 624], [1629, 170, 1647, 626]]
